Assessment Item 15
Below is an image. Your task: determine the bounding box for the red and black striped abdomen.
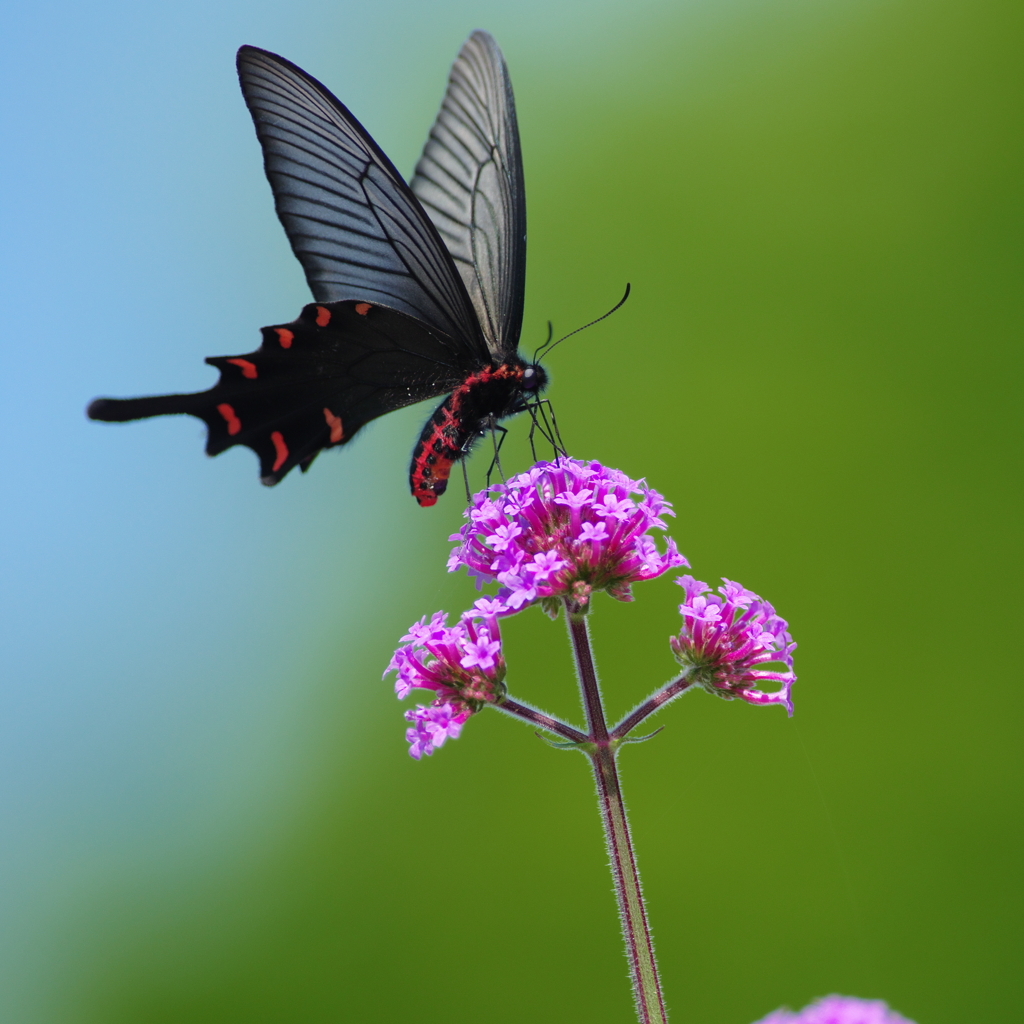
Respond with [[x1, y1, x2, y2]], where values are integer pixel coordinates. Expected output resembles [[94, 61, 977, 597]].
[[410, 363, 527, 507]]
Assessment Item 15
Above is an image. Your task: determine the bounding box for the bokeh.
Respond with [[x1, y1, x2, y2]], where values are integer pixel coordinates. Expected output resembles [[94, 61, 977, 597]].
[[1, 0, 1020, 1022]]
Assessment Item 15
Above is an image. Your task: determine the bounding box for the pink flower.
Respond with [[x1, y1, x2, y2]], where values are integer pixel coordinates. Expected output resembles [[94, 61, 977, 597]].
[[579, 521, 609, 543], [448, 457, 688, 615], [460, 633, 501, 673], [753, 996, 916, 1024], [671, 576, 796, 714], [404, 703, 470, 760], [384, 607, 507, 758]]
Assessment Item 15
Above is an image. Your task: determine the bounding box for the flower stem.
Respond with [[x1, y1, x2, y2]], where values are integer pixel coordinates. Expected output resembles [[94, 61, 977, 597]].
[[611, 674, 696, 741], [493, 695, 587, 744], [565, 601, 668, 1024]]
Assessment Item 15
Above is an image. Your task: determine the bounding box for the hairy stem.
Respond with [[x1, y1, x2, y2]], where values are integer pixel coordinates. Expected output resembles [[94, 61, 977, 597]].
[[611, 674, 697, 741], [565, 601, 668, 1024], [493, 695, 587, 744]]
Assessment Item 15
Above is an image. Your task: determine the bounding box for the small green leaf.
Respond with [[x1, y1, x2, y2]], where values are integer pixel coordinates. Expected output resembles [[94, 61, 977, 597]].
[[615, 726, 665, 747], [536, 732, 595, 753]]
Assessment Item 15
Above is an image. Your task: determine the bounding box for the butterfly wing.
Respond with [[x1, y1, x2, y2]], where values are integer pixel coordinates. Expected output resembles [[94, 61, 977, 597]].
[[236, 45, 488, 359], [410, 31, 526, 362], [88, 301, 467, 485]]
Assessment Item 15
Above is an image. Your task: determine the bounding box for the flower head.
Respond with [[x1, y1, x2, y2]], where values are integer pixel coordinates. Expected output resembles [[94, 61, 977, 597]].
[[754, 996, 916, 1024], [671, 576, 796, 715], [448, 457, 687, 615], [384, 605, 507, 758]]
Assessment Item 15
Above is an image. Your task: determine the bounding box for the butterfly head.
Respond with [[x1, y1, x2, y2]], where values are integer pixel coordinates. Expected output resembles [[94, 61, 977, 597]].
[[521, 363, 548, 395]]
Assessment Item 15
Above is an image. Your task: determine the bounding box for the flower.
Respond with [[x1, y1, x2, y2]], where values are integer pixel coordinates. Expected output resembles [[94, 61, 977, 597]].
[[670, 576, 796, 714], [384, 605, 507, 759], [404, 703, 470, 761], [753, 996, 916, 1024], [447, 457, 687, 615]]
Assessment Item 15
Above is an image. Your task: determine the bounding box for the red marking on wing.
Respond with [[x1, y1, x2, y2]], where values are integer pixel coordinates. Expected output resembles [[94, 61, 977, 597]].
[[275, 328, 293, 349], [227, 358, 258, 379], [270, 431, 288, 472], [354, 302, 372, 316], [323, 408, 343, 443], [217, 403, 241, 436], [315, 306, 331, 327]]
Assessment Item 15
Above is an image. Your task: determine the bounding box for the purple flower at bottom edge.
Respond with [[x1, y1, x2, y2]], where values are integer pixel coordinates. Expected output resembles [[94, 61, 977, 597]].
[[753, 995, 917, 1024]]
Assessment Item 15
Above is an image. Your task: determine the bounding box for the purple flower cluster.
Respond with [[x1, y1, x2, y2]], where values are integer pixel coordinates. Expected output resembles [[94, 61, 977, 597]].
[[386, 457, 799, 756], [754, 996, 916, 1024], [384, 601, 507, 759], [447, 457, 687, 615], [671, 576, 796, 715], [403, 703, 470, 761]]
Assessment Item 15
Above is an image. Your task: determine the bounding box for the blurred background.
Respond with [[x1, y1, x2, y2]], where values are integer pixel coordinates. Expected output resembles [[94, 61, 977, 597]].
[[1, 0, 1021, 1021]]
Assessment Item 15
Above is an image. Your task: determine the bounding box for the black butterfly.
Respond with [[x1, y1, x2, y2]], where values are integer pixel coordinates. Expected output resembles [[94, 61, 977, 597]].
[[88, 32, 549, 506]]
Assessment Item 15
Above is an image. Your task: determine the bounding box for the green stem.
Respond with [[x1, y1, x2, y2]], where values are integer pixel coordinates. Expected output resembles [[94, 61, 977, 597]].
[[565, 602, 668, 1024]]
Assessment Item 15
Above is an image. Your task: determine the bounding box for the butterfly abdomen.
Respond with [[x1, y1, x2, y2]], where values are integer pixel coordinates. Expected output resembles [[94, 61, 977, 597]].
[[410, 363, 528, 507]]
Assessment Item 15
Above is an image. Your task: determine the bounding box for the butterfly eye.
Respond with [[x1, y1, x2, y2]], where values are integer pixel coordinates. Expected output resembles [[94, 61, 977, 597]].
[[521, 364, 546, 393]]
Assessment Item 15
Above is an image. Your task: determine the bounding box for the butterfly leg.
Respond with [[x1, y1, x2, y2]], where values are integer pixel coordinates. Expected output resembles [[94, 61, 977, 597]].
[[526, 400, 552, 458], [528, 399, 565, 459], [484, 419, 509, 486], [541, 399, 566, 457], [461, 457, 473, 504], [527, 404, 540, 461]]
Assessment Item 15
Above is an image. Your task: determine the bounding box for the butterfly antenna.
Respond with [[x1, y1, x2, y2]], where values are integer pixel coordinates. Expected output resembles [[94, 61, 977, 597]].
[[532, 321, 554, 364], [536, 283, 631, 360]]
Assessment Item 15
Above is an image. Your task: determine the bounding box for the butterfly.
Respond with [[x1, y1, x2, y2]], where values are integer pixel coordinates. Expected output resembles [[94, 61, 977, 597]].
[[88, 31, 551, 506]]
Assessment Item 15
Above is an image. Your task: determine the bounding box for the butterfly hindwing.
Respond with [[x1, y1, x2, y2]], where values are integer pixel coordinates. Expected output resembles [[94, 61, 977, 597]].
[[89, 302, 468, 485], [410, 31, 526, 362]]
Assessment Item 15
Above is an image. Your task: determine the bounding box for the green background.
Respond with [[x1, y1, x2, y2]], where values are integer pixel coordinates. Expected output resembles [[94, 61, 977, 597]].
[[2, 0, 1020, 1022]]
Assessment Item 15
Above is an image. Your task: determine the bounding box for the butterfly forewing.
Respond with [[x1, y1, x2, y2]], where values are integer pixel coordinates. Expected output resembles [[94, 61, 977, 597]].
[[237, 46, 487, 357], [410, 31, 526, 361]]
